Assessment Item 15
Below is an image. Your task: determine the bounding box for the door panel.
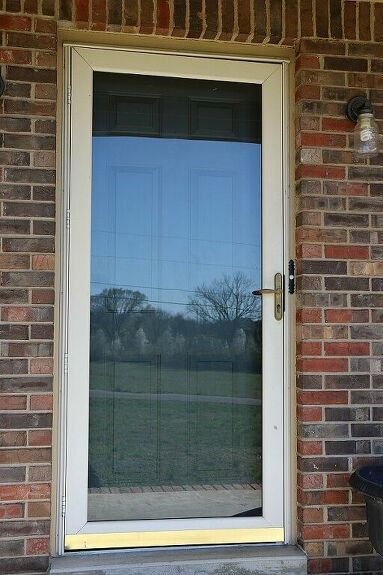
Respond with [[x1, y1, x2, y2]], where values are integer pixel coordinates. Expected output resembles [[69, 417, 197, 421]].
[[92, 73, 261, 142]]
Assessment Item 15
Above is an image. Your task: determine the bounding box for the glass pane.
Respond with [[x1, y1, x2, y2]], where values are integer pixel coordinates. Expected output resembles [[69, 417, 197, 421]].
[[88, 73, 262, 522]]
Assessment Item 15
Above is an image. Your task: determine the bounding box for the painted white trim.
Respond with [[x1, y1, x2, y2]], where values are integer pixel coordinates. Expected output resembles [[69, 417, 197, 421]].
[[260, 65, 284, 529], [60, 44, 289, 548], [69, 41, 290, 64], [65, 48, 93, 534], [282, 60, 294, 545], [54, 44, 72, 556], [76, 515, 280, 535], [75, 45, 277, 83]]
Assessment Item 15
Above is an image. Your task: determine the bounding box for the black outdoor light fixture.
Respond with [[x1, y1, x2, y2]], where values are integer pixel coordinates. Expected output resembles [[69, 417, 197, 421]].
[[346, 95, 380, 158], [0, 74, 4, 97]]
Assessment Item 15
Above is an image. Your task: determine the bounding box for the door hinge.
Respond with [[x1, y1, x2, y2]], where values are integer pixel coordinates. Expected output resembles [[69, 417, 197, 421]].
[[61, 495, 66, 517], [66, 209, 71, 230], [288, 259, 295, 294], [63, 353, 68, 375], [67, 85, 72, 106]]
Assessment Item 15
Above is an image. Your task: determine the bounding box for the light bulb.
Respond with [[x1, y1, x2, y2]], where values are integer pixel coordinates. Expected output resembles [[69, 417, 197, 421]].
[[354, 112, 379, 159]]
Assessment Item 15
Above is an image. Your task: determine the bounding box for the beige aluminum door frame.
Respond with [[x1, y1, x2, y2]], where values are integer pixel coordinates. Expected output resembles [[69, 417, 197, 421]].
[[62, 45, 286, 550]]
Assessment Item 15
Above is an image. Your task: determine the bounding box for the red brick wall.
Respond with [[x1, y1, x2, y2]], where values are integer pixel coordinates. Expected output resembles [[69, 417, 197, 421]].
[[0, 1, 383, 574], [0, 4, 56, 575], [295, 37, 383, 574]]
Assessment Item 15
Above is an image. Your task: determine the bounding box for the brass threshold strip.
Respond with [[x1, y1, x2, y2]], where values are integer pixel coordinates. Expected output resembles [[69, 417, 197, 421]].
[[65, 528, 284, 550]]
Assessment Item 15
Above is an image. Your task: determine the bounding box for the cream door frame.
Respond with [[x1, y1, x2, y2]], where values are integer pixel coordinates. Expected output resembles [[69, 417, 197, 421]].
[[59, 44, 289, 552]]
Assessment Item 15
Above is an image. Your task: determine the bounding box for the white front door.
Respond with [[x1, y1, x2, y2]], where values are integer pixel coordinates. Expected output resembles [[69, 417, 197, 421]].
[[61, 45, 286, 551]]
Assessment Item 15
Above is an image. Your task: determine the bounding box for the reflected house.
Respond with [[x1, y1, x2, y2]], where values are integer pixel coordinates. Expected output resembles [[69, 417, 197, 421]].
[[2, 3, 383, 575]]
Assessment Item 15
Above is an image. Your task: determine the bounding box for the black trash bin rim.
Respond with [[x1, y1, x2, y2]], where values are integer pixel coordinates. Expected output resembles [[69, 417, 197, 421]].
[[349, 465, 383, 500]]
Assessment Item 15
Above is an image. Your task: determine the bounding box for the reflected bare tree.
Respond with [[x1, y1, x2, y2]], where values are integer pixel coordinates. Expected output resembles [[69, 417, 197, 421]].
[[91, 287, 147, 315], [91, 287, 149, 343], [188, 272, 260, 322]]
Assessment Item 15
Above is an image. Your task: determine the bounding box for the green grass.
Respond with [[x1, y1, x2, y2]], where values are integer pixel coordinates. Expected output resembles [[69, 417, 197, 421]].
[[89, 361, 262, 488], [89, 361, 262, 399]]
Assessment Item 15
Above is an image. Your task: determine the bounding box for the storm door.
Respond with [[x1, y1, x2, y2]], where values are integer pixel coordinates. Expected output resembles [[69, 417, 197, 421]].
[[63, 46, 286, 550]]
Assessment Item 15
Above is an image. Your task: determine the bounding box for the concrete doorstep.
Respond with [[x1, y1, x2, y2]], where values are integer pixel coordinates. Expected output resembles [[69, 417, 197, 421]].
[[49, 544, 307, 575]]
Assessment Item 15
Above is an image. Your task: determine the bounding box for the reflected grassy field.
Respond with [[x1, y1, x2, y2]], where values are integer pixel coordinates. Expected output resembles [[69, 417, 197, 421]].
[[89, 361, 262, 488], [89, 361, 262, 398]]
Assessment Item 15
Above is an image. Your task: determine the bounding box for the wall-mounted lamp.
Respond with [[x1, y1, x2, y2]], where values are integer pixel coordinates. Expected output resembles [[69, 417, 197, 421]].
[[346, 95, 379, 158], [0, 74, 4, 97]]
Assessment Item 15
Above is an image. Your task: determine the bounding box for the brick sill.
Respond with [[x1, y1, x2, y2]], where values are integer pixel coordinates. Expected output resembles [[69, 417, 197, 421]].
[[49, 544, 307, 574]]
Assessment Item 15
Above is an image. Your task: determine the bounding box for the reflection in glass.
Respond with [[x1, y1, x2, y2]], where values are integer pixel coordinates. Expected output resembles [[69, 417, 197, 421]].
[[88, 74, 262, 522]]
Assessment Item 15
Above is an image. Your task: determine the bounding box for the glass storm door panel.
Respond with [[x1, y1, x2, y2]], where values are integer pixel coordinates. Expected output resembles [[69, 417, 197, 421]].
[[64, 47, 284, 548], [88, 73, 262, 522]]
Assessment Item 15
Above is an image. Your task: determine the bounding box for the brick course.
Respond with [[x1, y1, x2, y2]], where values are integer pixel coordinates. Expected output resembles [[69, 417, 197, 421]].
[[1, 1, 383, 574]]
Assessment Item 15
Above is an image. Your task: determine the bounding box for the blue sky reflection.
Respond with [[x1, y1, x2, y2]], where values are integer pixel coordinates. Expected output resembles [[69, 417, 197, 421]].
[[91, 136, 261, 316]]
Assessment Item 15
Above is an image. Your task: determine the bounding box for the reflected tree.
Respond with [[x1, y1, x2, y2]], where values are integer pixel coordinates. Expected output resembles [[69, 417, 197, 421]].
[[90, 276, 261, 369], [188, 272, 260, 322], [91, 287, 149, 344]]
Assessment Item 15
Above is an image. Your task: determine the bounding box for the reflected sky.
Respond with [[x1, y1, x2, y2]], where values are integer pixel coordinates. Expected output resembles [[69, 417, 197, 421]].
[[91, 137, 261, 315]]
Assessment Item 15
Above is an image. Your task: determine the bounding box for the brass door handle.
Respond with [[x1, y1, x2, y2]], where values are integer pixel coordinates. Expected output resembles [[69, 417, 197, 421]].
[[252, 273, 283, 321], [252, 288, 281, 296]]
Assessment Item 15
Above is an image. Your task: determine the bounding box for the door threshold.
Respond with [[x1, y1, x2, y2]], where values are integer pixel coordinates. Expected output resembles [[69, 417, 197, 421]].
[[49, 544, 307, 574]]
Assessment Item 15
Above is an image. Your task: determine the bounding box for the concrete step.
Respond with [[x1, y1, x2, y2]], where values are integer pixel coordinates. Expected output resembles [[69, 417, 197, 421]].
[[49, 545, 307, 575]]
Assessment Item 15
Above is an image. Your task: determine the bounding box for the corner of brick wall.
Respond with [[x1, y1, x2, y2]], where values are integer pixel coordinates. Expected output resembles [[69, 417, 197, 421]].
[[295, 37, 383, 575]]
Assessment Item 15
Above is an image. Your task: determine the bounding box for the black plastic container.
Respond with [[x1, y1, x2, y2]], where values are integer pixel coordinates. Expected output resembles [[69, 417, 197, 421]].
[[349, 465, 383, 557]]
